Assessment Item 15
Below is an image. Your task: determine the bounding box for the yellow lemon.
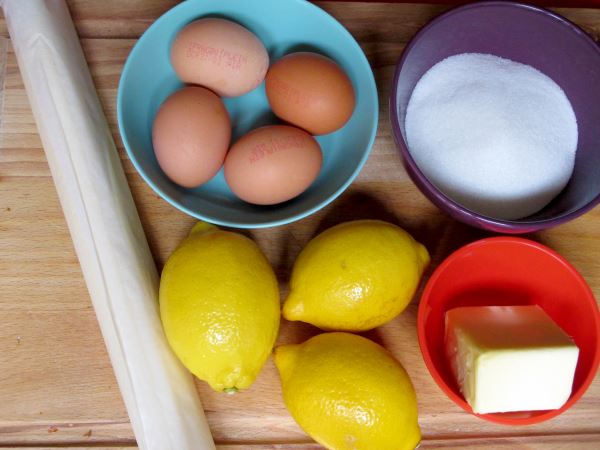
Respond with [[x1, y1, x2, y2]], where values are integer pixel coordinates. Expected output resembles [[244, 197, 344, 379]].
[[283, 220, 429, 331], [275, 332, 421, 450], [160, 222, 280, 392]]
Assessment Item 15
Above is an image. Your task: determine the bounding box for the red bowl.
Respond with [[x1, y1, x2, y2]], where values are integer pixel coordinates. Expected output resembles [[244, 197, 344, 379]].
[[417, 237, 600, 425]]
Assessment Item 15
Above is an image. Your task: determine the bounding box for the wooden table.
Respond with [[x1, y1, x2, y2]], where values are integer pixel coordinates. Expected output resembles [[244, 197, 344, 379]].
[[1, 1, 600, 449]]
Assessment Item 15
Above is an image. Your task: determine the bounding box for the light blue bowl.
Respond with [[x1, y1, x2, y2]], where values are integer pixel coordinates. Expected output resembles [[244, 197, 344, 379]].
[[117, 0, 378, 228]]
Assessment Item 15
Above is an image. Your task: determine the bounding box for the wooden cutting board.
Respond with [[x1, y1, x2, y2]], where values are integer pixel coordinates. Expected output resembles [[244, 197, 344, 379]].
[[1, 1, 599, 448]]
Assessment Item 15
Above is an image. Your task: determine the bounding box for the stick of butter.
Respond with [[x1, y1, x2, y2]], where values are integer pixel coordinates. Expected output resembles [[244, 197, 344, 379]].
[[445, 305, 579, 414]]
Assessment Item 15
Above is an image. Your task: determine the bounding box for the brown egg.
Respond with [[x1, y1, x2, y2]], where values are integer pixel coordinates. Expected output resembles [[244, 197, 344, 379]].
[[224, 125, 322, 205], [170, 18, 269, 97], [152, 86, 231, 188], [265, 52, 355, 135]]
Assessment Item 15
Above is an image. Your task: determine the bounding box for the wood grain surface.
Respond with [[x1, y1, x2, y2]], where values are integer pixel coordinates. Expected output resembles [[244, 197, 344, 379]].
[[1, 1, 600, 448]]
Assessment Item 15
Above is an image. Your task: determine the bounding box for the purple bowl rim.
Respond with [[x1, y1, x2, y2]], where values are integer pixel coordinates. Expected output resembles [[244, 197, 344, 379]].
[[389, 0, 600, 232]]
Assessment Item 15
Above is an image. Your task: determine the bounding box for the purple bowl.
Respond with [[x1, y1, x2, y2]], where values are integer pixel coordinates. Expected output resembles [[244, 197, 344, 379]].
[[390, 1, 600, 233]]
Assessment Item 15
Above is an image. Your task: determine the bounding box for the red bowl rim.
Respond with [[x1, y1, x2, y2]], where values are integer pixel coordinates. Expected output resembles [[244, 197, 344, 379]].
[[417, 236, 600, 425]]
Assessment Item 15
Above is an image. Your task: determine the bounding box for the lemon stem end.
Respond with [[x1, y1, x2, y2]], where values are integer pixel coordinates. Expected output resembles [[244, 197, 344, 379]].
[[190, 221, 217, 236]]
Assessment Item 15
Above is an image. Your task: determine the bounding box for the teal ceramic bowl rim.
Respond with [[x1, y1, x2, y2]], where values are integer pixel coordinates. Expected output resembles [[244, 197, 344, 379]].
[[117, 0, 378, 229]]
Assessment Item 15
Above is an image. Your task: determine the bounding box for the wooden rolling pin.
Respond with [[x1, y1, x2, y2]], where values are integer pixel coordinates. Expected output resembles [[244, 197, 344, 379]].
[[0, 1, 215, 448]]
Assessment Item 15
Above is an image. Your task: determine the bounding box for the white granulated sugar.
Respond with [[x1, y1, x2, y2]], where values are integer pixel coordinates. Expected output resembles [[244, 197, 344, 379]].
[[405, 53, 578, 220]]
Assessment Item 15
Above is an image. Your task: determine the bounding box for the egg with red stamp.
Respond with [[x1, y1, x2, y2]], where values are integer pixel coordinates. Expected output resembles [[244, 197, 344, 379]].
[[265, 52, 355, 135], [170, 18, 269, 97], [224, 125, 323, 205], [152, 86, 231, 188]]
